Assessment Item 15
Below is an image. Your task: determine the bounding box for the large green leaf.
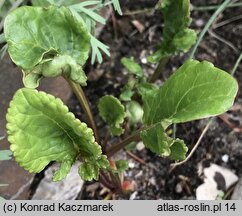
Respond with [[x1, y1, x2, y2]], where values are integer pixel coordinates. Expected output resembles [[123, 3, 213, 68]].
[[98, 95, 125, 136], [7, 88, 107, 181], [143, 59, 238, 125], [4, 6, 90, 88], [148, 0, 197, 63]]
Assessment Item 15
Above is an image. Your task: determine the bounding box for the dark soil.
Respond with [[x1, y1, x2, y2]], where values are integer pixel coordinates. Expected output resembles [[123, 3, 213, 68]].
[[69, 0, 242, 200]]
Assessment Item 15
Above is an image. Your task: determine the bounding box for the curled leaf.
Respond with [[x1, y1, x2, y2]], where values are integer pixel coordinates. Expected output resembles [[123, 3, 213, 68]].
[[4, 6, 90, 88], [140, 124, 188, 161], [7, 88, 105, 181], [98, 95, 125, 136]]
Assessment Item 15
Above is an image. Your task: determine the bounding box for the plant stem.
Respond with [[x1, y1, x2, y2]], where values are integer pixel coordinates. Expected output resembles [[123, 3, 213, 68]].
[[193, 2, 242, 11], [106, 128, 142, 157], [190, 0, 233, 59], [149, 57, 169, 83], [66, 79, 100, 143], [231, 52, 242, 76]]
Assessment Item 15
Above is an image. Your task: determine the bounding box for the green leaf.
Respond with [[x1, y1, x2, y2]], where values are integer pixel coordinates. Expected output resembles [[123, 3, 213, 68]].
[[7, 88, 105, 181], [79, 155, 109, 181], [0, 33, 5, 44], [31, 0, 81, 6], [121, 57, 144, 78], [98, 95, 125, 136], [126, 101, 143, 125], [70, 3, 106, 24], [140, 124, 188, 161], [0, 150, 12, 161], [90, 35, 110, 64], [4, 6, 90, 88], [143, 59, 238, 125], [115, 160, 128, 172], [111, 0, 122, 15], [141, 123, 171, 157], [120, 87, 134, 101], [79, 162, 99, 181], [169, 139, 188, 161], [148, 0, 197, 63], [125, 141, 137, 151]]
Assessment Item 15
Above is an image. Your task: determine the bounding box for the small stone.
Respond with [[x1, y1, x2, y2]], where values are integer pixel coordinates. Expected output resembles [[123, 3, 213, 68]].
[[129, 191, 138, 200], [135, 170, 143, 178], [175, 182, 183, 194], [222, 154, 229, 163], [129, 162, 135, 169], [136, 142, 145, 151], [195, 19, 204, 27], [149, 177, 156, 186], [141, 57, 147, 64]]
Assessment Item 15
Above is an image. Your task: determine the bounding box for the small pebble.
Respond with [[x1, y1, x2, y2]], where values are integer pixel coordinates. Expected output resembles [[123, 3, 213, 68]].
[[141, 57, 147, 64], [195, 19, 204, 27], [135, 170, 143, 178], [129, 162, 135, 169], [136, 142, 145, 151], [175, 183, 183, 194], [129, 191, 138, 200], [222, 154, 229, 163], [149, 177, 156, 186]]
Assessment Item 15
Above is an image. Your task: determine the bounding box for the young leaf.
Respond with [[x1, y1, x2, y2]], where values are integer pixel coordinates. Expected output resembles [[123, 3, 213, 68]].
[[98, 95, 125, 136], [169, 139, 188, 161], [126, 101, 143, 125], [31, 0, 81, 6], [7, 88, 105, 181], [141, 123, 171, 157], [143, 59, 238, 125], [0, 150, 12, 161], [116, 160, 129, 172], [79, 155, 109, 181], [140, 124, 188, 161], [111, 0, 122, 15], [148, 0, 197, 63], [121, 57, 144, 78], [120, 87, 134, 102], [4, 6, 90, 88]]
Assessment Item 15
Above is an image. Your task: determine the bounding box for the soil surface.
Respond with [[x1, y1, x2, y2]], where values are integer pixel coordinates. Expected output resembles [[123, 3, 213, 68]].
[[75, 0, 242, 200]]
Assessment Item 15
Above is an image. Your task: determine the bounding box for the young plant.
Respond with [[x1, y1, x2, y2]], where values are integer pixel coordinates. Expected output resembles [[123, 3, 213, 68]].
[[2, 0, 238, 195]]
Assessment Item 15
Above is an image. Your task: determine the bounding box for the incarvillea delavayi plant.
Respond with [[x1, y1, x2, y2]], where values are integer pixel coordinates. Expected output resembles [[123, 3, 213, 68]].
[[2, 0, 238, 193]]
